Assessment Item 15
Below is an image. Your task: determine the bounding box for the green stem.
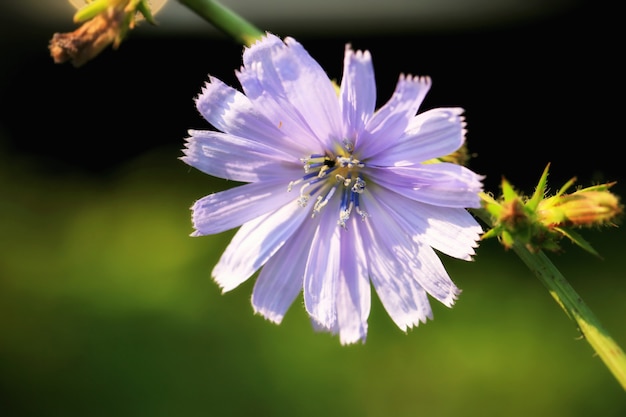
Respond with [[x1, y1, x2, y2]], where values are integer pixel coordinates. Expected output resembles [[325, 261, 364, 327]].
[[177, 0, 264, 46], [472, 208, 626, 390]]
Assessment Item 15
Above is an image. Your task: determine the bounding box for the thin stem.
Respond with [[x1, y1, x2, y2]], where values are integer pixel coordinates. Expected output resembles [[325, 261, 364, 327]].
[[177, 0, 264, 46], [472, 208, 626, 390]]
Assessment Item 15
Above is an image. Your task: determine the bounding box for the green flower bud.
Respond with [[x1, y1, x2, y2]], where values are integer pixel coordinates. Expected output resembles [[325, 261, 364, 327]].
[[479, 164, 622, 255]]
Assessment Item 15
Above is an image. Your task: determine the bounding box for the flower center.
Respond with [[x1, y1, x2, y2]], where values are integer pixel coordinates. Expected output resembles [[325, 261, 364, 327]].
[[288, 140, 368, 228]]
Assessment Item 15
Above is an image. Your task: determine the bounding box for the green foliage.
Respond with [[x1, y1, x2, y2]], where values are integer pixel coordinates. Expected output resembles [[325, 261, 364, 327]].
[[1, 148, 625, 417]]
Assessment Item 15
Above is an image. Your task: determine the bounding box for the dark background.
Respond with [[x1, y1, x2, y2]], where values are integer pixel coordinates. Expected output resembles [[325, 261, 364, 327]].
[[1, 0, 623, 191], [1, 1, 625, 417]]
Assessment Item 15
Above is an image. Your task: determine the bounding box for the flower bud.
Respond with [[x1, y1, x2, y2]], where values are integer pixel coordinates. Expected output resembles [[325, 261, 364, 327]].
[[480, 164, 622, 255], [539, 188, 622, 228]]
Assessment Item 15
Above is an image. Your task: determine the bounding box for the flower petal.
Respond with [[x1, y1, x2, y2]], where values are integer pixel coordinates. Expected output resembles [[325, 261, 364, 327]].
[[417, 207, 481, 260], [182, 130, 301, 182], [237, 40, 322, 150], [374, 188, 482, 260], [251, 219, 318, 323], [238, 34, 342, 149], [213, 200, 309, 292], [191, 181, 295, 236], [335, 216, 371, 344], [367, 108, 466, 166], [303, 206, 341, 329], [358, 75, 431, 159], [307, 215, 371, 345], [194, 76, 308, 157], [364, 189, 461, 306], [371, 162, 483, 208], [339, 45, 376, 140], [357, 209, 433, 331]]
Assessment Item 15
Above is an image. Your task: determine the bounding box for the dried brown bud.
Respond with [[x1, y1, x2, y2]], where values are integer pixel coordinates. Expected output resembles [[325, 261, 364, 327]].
[[49, 7, 125, 67]]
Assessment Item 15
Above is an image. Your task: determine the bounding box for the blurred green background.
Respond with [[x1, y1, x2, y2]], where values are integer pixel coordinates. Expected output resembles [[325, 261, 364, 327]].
[[1, 1, 625, 416]]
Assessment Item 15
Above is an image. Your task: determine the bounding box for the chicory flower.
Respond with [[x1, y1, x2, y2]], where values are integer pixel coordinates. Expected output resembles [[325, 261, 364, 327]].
[[182, 33, 484, 344]]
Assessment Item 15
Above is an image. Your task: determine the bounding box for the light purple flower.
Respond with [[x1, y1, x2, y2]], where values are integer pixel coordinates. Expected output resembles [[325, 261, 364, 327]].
[[181, 33, 484, 344]]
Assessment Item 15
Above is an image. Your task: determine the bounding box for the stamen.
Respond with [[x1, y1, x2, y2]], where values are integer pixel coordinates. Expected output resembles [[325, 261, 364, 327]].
[[356, 205, 368, 221], [313, 185, 338, 216], [297, 195, 310, 207], [338, 201, 353, 229], [287, 179, 300, 192], [351, 177, 366, 193], [293, 151, 368, 227], [288, 171, 325, 192], [337, 186, 352, 228], [336, 174, 351, 187], [301, 155, 325, 174], [353, 191, 368, 221], [295, 180, 325, 208], [301, 154, 326, 164]]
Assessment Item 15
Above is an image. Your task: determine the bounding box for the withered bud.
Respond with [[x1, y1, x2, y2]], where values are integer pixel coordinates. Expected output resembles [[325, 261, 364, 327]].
[[49, 7, 125, 67]]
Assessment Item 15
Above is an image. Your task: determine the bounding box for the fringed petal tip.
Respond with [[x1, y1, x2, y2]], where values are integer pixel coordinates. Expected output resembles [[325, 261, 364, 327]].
[[341, 335, 367, 346], [423, 274, 463, 310], [393, 317, 426, 335], [442, 287, 462, 308], [252, 307, 284, 325], [398, 73, 432, 88], [179, 135, 195, 163], [394, 286, 459, 334], [308, 317, 368, 345], [249, 31, 278, 46], [394, 304, 435, 333], [242, 32, 284, 57], [211, 274, 238, 294], [344, 43, 372, 63], [194, 76, 229, 115]]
